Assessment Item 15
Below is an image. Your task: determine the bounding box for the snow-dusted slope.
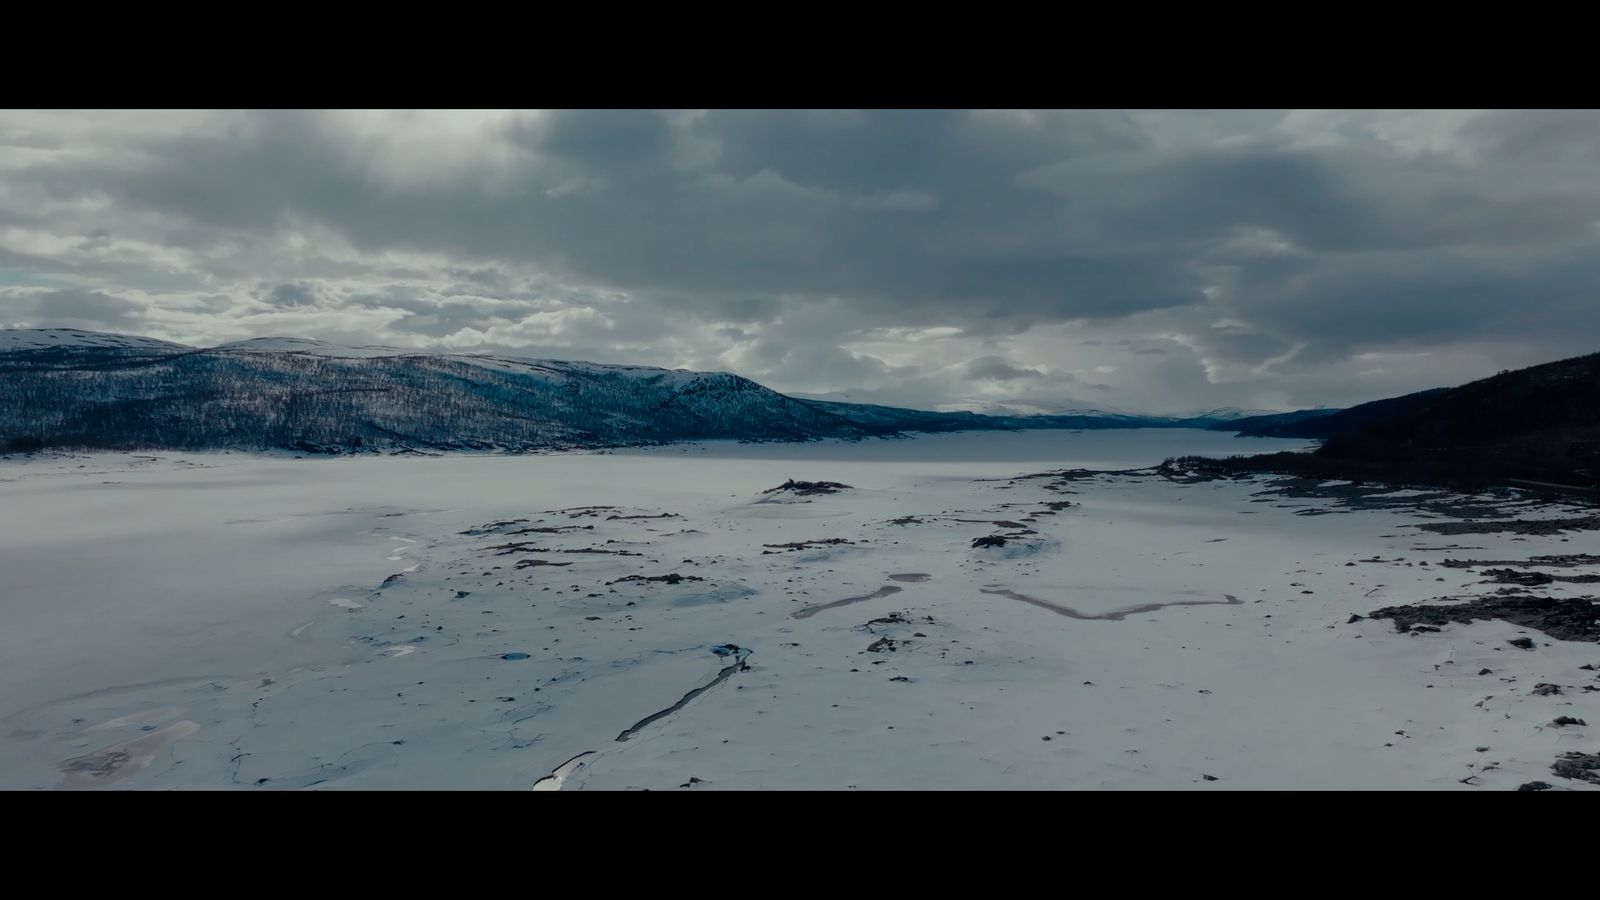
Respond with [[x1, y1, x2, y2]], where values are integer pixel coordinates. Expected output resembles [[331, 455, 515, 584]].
[[216, 337, 412, 358], [0, 329, 1247, 452], [928, 401, 1292, 428], [1185, 407, 1281, 421], [935, 399, 1138, 418], [0, 328, 192, 353], [211, 337, 714, 384], [0, 330, 1322, 452], [0, 328, 876, 452]]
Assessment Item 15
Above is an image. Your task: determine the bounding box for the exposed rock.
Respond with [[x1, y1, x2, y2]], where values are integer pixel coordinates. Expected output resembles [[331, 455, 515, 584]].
[[1481, 568, 1556, 587], [1371, 593, 1598, 643], [762, 479, 852, 497], [608, 573, 704, 585], [762, 538, 857, 552], [1551, 752, 1600, 784]]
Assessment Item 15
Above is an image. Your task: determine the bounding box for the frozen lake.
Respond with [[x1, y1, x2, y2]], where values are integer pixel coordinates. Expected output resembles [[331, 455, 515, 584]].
[[2, 429, 1595, 790]]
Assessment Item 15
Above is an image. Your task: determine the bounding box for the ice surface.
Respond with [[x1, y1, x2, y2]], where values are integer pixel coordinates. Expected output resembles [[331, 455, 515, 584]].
[[2, 429, 1595, 790]]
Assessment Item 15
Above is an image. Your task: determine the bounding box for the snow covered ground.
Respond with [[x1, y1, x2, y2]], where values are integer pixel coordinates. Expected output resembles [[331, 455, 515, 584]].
[[2, 429, 1595, 790]]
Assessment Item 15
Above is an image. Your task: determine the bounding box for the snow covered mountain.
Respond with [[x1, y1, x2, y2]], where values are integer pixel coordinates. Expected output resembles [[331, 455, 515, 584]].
[[933, 399, 1140, 418], [0, 329, 1269, 453], [0, 329, 886, 452], [0, 327, 192, 353], [1184, 407, 1282, 421], [933, 400, 1290, 428]]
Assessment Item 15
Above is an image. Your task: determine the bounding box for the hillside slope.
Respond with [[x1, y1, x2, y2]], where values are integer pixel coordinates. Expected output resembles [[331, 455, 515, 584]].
[[0, 330, 874, 452], [0, 328, 1306, 454], [1234, 390, 1447, 439], [1182, 352, 1600, 491], [1210, 407, 1342, 435]]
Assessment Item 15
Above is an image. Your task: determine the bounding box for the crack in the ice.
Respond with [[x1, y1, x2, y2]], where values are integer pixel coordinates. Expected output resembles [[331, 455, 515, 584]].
[[792, 586, 903, 619], [530, 646, 754, 789], [614, 647, 752, 742], [981, 587, 1242, 621]]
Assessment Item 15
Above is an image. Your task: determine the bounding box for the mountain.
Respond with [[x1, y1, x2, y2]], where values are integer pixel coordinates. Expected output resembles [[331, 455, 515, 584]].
[[1178, 351, 1600, 491], [795, 398, 1173, 433], [931, 399, 1137, 418], [1188, 407, 1283, 422], [0, 328, 1308, 454], [802, 398, 1290, 431], [0, 329, 885, 453], [0, 328, 191, 353]]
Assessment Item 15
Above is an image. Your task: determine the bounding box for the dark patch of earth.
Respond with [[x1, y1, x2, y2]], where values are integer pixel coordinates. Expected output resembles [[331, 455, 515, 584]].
[[763, 538, 857, 552], [1244, 478, 1523, 519], [515, 559, 574, 569], [1440, 554, 1600, 569], [1414, 515, 1600, 536], [762, 479, 852, 496], [608, 573, 704, 585], [1368, 594, 1600, 642], [1551, 752, 1600, 785]]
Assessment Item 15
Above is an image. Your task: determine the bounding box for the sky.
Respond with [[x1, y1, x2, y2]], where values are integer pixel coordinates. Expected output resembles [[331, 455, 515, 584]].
[[2, 109, 1598, 415]]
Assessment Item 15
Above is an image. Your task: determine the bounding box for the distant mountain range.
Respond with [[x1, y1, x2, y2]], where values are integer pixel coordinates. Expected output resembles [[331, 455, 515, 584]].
[[0, 328, 1307, 454], [801, 393, 1287, 422], [930, 399, 1140, 418]]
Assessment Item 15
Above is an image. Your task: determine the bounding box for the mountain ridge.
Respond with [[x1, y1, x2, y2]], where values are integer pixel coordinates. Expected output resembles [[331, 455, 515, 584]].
[[0, 328, 1266, 454]]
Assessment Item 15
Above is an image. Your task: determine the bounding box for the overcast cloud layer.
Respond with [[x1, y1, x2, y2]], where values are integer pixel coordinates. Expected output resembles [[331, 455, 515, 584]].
[[2, 109, 1597, 413]]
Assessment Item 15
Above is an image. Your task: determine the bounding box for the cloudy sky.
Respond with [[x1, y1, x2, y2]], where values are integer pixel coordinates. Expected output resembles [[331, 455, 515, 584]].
[[3, 109, 1597, 414]]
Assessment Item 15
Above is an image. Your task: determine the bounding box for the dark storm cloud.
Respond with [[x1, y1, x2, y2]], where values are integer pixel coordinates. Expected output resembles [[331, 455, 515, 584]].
[[15, 110, 1194, 326], [520, 108, 676, 167], [2, 109, 1598, 411], [967, 356, 1049, 382], [264, 282, 317, 308]]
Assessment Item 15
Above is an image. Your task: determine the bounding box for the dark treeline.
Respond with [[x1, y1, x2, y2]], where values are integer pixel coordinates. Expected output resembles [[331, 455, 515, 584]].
[[1180, 350, 1600, 493]]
